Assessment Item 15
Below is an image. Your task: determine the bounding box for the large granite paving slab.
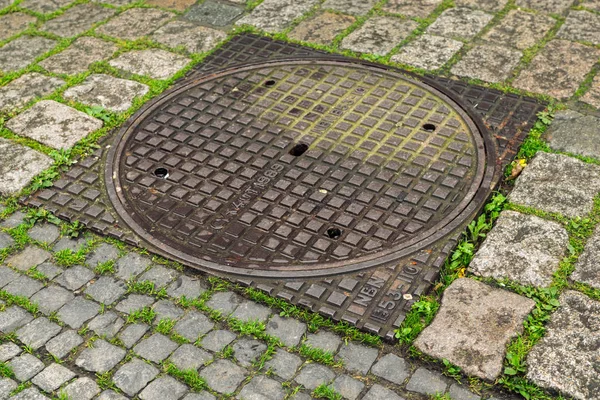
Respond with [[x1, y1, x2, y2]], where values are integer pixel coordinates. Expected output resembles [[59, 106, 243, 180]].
[[39, 36, 117, 75], [236, 0, 319, 33], [544, 110, 600, 159], [572, 226, 600, 289], [146, 0, 194, 11], [0, 36, 56, 73], [6, 100, 103, 149], [0, 13, 37, 42], [426, 7, 493, 40], [322, 0, 377, 15], [483, 9, 555, 50], [0, 73, 64, 113], [515, 0, 575, 15], [63, 74, 149, 113], [109, 49, 190, 80], [391, 34, 462, 70], [581, 74, 600, 109], [454, 0, 508, 11], [0, 138, 53, 196], [40, 4, 115, 38], [20, 0, 72, 13], [340, 16, 418, 56], [96, 8, 174, 41], [451, 44, 522, 83], [527, 291, 600, 399], [557, 10, 600, 45], [288, 12, 355, 45], [150, 21, 226, 54], [415, 278, 535, 381], [469, 211, 569, 287], [382, 0, 442, 18], [508, 152, 600, 218], [513, 40, 600, 99], [184, 0, 244, 27]]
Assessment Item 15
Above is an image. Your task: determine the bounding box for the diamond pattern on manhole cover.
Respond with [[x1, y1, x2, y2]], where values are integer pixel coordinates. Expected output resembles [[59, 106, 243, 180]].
[[106, 61, 496, 278]]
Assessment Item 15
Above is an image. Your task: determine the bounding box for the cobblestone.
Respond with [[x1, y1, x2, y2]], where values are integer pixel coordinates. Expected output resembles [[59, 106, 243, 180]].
[[173, 311, 213, 342], [581, 74, 600, 108], [382, 0, 442, 17], [63, 377, 100, 400], [264, 349, 302, 380], [166, 276, 207, 299], [0, 267, 20, 289], [230, 301, 271, 323], [0, 378, 17, 399], [332, 375, 365, 400], [31, 285, 74, 315], [146, 0, 194, 11], [0, 36, 56, 72], [6, 246, 51, 271], [39, 37, 117, 75], [265, 315, 306, 347], [11, 387, 48, 400], [56, 265, 94, 291], [113, 358, 159, 396], [118, 323, 149, 348], [185, 0, 244, 27], [109, 49, 190, 80], [115, 253, 152, 280], [139, 376, 188, 400], [53, 237, 87, 253], [151, 21, 226, 54], [288, 12, 355, 45], [88, 312, 124, 338], [115, 295, 155, 314], [0, 13, 36, 42], [557, 10, 600, 45], [133, 333, 179, 363], [45, 330, 83, 359], [295, 363, 335, 390], [64, 74, 149, 113], [455, 0, 507, 11], [152, 300, 185, 322], [0, 233, 13, 251], [85, 243, 120, 268], [0, 140, 52, 196], [451, 44, 522, 83], [406, 367, 449, 395], [336, 342, 378, 374], [483, 10, 554, 50], [427, 7, 493, 40], [573, 226, 600, 289], [0, 343, 21, 362], [232, 338, 267, 367], [36, 263, 61, 280], [340, 16, 418, 55], [28, 224, 60, 244], [0, 73, 64, 114], [391, 34, 463, 70], [58, 297, 100, 329], [85, 277, 127, 305], [199, 359, 246, 394], [138, 265, 178, 289], [40, 4, 115, 37], [168, 344, 211, 371], [9, 354, 44, 382], [204, 291, 241, 316], [236, 0, 319, 33], [322, 0, 377, 15], [20, 0, 71, 13], [239, 375, 285, 400], [16, 317, 61, 349], [31, 363, 76, 392], [0, 212, 26, 229], [75, 340, 126, 373], [371, 354, 410, 385], [515, 0, 575, 15], [97, 8, 174, 41], [3, 275, 43, 298]]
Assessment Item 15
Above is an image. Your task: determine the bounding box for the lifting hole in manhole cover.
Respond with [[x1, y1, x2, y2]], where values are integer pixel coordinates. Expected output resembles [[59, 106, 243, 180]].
[[106, 60, 496, 278]]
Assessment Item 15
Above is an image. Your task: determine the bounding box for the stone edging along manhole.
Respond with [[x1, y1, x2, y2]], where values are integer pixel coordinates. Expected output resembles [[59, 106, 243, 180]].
[[23, 34, 545, 339]]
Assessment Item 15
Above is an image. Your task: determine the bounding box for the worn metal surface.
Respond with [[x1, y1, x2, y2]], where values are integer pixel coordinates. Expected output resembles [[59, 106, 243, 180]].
[[23, 34, 546, 339]]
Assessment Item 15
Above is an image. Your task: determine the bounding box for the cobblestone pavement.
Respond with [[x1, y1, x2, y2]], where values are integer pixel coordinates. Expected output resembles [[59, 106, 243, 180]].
[[1, 0, 600, 399]]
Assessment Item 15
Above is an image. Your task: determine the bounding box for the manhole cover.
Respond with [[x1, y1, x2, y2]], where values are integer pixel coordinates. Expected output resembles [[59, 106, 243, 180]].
[[107, 60, 496, 278]]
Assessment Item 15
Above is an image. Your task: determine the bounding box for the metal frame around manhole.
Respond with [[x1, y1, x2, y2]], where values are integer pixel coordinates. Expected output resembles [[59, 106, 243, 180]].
[[105, 58, 498, 279]]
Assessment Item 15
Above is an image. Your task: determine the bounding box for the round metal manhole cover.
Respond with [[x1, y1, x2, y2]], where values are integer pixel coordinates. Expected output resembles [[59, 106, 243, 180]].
[[107, 60, 496, 278]]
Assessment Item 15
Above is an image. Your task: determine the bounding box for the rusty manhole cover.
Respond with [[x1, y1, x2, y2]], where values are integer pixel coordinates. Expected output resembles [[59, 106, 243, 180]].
[[106, 60, 496, 278]]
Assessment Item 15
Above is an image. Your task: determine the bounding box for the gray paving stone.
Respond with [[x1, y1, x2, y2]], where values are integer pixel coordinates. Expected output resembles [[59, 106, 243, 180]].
[[509, 152, 600, 218], [91, 0, 134, 6], [6, 246, 51, 271], [289, 12, 355, 45], [16, 317, 61, 349], [204, 291, 241, 316], [382, 0, 442, 18], [199, 329, 236, 352], [10, 387, 49, 400], [31, 363, 76, 392], [55, 265, 94, 291], [166, 276, 207, 299], [362, 384, 403, 400], [0, 0, 11, 7], [415, 278, 535, 381], [406, 368, 448, 395], [455, 0, 507, 11], [28, 224, 60, 244], [52, 237, 88, 253], [469, 211, 568, 287], [513, 40, 600, 99], [295, 364, 335, 390], [6, 100, 103, 150], [185, 0, 244, 27], [181, 393, 215, 400], [336, 342, 378, 374], [232, 338, 266, 367], [265, 315, 306, 347], [264, 349, 302, 380], [0, 378, 17, 399], [448, 384, 480, 400], [87, 311, 124, 338], [57, 297, 100, 329], [115, 253, 152, 280], [151, 21, 226, 54], [8, 353, 44, 382], [0, 73, 64, 113], [200, 359, 246, 394], [239, 375, 285, 400], [97, 390, 128, 400], [515, 0, 575, 14], [236, 0, 318, 32], [573, 226, 600, 289], [0, 13, 36, 42], [340, 16, 418, 56], [451, 44, 522, 83], [0, 233, 14, 251], [118, 323, 149, 348], [75, 340, 126, 373], [392, 34, 462, 70], [0, 212, 26, 229], [139, 376, 188, 400], [3, 275, 43, 298], [304, 331, 341, 353], [332, 375, 364, 400], [0, 36, 56, 73], [134, 333, 179, 363], [583, 0, 600, 10], [20, 0, 71, 13], [231, 301, 271, 323], [371, 354, 410, 385], [428, 7, 492, 40], [152, 300, 184, 323], [64, 74, 149, 113], [558, 9, 600, 44], [115, 295, 155, 314], [322, 0, 377, 15], [112, 358, 159, 396], [39, 37, 117, 75], [138, 265, 179, 289], [45, 330, 83, 359], [40, 4, 115, 38], [0, 343, 21, 362], [581, 75, 600, 110], [110, 49, 190, 80], [0, 306, 32, 333], [33, 263, 61, 280], [0, 138, 54, 196], [289, 393, 311, 400], [62, 377, 100, 400], [483, 9, 555, 50], [173, 311, 213, 342], [0, 267, 19, 289], [86, 243, 120, 268], [85, 277, 126, 305], [527, 291, 600, 400], [97, 8, 174, 41], [31, 285, 74, 315], [168, 344, 211, 371], [146, 0, 195, 11]]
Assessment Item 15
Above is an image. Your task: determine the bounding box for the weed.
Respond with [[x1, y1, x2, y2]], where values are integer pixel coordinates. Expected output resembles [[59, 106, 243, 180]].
[[94, 260, 115, 275], [57, 390, 70, 400], [229, 319, 265, 337], [155, 318, 175, 335], [85, 106, 113, 123], [163, 363, 208, 391], [312, 384, 342, 400], [127, 307, 156, 324], [217, 344, 234, 360], [96, 371, 116, 390], [26, 208, 61, 226], [298, 344, 340, 367], [0, 362, 14, 379]]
